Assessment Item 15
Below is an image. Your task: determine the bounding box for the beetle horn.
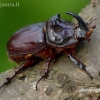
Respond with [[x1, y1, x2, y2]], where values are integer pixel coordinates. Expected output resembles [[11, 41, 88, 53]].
[[66, 12, 89, 32]]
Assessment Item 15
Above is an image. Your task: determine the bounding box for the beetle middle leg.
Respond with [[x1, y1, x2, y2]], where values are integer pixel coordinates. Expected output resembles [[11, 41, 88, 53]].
[[35, 58, 52, 90], [0, 59, 39, 89]]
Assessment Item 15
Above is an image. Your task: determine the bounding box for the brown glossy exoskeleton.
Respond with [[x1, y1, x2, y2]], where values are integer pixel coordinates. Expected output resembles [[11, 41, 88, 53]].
[[0, 12, 96, 90]]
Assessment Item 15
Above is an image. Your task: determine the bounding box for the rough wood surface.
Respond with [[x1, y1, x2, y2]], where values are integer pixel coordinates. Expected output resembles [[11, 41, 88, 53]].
[[0, 1, 100, 100]]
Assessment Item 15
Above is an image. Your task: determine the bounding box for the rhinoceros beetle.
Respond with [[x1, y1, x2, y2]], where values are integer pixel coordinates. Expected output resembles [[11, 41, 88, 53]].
[[0, 12, 96, 90]]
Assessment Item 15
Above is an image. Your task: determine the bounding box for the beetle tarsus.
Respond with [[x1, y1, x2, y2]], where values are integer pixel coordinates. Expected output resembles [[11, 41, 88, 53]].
[[0, 81, 9, 89], [35, 58, 51, 90], [35, 77, 43, 90], [0, 77, 12, 89], [68, 54, 93, 79], [82, 67, 93, 79]]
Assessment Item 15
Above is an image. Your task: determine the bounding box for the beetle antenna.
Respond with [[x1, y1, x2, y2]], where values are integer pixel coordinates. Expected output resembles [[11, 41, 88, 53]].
[[86, 18, 97, 26], [66, 12, 89, 32]]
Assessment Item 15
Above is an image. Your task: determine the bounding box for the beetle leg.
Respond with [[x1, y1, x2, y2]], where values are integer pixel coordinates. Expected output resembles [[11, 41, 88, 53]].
[[67, 54, 93, 79], [36, 58, 51, 90], [0, 59, 38, 89]]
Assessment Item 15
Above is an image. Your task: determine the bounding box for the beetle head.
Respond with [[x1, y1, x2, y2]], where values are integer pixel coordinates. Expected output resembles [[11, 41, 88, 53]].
[[66, 12, 96, 41]]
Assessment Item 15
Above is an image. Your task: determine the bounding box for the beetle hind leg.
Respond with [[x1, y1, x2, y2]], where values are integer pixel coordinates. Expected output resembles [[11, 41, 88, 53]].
[[36, 58, 51, 90], [0, 59, 39, 89]]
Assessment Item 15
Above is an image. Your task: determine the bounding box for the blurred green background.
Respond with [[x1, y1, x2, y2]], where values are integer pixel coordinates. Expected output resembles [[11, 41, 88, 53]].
[[0, 0, 90, 73]]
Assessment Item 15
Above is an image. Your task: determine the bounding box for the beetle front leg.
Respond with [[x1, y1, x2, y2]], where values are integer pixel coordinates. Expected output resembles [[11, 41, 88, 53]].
[[36, 58, 51, 90], [0, 59, 39, 89], [67, 54, 93, 79]]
